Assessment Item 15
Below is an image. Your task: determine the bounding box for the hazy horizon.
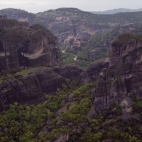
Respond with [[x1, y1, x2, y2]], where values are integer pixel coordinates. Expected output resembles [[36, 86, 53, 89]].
[[0, 0, 142, 13]]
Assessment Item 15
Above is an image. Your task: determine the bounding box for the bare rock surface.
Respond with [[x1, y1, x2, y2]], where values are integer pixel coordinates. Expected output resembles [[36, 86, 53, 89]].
[[0, 19, 62, 71], [91, 33, 142, 117], [0, 64, 82, 112], [78, 58, 109, 84], [54, 64, 83, 79]]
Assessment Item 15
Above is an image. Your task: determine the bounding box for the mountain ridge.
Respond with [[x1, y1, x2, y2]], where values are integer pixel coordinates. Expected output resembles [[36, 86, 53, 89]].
[[1, 7, 142, 45], [91, 8, 142, 14]]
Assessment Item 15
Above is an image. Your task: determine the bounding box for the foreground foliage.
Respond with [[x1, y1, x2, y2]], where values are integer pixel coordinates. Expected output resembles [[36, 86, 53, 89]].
[[0, 82, 142, 142]]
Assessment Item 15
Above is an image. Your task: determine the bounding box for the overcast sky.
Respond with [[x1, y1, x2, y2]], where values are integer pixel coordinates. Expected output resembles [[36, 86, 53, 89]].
[[0, 0, 142, 13]]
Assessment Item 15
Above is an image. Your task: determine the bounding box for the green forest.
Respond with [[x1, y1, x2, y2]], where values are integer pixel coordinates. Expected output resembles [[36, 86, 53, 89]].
[[0, 81, 142, 142]]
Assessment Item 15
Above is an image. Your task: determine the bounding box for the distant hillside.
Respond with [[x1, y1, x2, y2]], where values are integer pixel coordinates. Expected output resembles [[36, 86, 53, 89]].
[[2, 8, 142, 68], [1, 8, 142, 44], [91, 8, 142, 14], [62, 23, 142, 68], [0, 8, 35, 24]]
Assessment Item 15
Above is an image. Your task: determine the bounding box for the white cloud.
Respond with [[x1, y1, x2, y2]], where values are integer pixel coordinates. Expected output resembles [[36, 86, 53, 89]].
[[26, 3, 37, 5], [0, 0, 142, 13]]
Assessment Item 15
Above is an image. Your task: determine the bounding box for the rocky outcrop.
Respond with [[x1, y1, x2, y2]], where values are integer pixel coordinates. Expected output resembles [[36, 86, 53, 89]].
[[88, 50, 98, 59], [0, 19, 62, 71], [0, 73, 44, 110], [54, 64, 83, 79], [78, 58, 109, 84], [0, 17, 85, 112], [0, 64, 82, 112], [34, 68, 67, 94], [91, 33, 142, 115]]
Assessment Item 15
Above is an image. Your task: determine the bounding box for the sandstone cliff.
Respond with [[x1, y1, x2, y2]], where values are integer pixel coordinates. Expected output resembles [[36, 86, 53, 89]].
[[0, 18, 62, 71], [0, 17, 84, 112], [90, 33, 142, 117], [0, 65, 82, 112], [78, 58, 109, 84]]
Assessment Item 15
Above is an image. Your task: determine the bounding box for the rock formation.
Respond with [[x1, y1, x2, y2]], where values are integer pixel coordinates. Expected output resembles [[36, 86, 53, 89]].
[[0, 18, 62, 71], [0, 64, 82, 112], [91, 33, 142, 116], [54, 64, 83, 79], [0, 17, 84, 111], [78, 58, 109, 84]]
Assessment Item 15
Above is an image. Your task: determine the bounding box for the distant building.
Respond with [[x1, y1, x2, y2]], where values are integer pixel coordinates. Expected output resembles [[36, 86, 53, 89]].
[[73, 39, 81, 47]]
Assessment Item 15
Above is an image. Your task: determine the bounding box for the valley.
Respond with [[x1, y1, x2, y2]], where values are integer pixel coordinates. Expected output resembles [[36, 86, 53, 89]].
[[1, 8, 142, 68], [0, 8, 142, 142]]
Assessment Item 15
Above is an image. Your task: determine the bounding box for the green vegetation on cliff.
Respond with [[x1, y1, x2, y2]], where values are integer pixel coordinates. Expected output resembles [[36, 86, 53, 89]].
[[0, 102, 52, 142], [62, 24, 142, 68], [14, 67, 41, 76], [0, 81, 142, 142]]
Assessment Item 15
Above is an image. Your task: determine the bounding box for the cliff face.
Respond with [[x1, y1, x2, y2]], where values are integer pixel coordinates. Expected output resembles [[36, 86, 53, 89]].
[[0, 17, 84, 112], [78, 58, 109, 84], [91, 33, 142, 116], [0, 65, 82, 112], [0, 19, 62, 71]]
